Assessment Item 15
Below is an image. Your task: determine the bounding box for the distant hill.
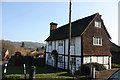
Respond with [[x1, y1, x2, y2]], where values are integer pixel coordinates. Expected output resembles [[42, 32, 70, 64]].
[[1, 40, 46, 56], [12, 41, 45, 48], [1, 40, 26, 56]]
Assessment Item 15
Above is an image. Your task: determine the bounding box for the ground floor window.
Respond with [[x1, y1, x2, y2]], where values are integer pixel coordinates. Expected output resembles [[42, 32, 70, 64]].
[[70, 57, 76, 66], [58, 55, 63, 63]]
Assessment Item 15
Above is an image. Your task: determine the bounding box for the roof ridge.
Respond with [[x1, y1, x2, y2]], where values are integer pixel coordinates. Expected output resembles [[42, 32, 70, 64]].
[[56, 13, 98, 29]]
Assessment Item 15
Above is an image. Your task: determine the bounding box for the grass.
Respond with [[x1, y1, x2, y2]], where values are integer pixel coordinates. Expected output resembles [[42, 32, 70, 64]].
[[2, 63, 89, 80], [112, 64, 120, 68]]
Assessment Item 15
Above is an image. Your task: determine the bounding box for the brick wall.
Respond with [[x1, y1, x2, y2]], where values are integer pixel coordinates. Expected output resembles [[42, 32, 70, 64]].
[[82, 14, 111, 56]]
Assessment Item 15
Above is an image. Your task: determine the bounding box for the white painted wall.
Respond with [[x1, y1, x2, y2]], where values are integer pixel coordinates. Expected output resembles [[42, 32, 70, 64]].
[[83, 56, 111, 69], [98, 56, 103, 64], [91, 56, 98, 63], [84, 57, 90, 64]]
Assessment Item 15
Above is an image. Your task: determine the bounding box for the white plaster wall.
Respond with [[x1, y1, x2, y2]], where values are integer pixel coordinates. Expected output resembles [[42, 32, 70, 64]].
[[83, 56, 111, 69], [98, 56, 103, 64], [103, 56, 108, 64], [83, 57, 90, 64], [91, 56, 97, 63], [71, 46, 75, 55], [104, 65, 109, 69], [109, 57, 111, 69]]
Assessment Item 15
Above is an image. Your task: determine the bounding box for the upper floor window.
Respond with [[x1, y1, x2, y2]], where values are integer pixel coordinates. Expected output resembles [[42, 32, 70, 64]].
[[58, 40, 63, 46], [93, 37, 102, 46], [48, 42, 52, 46], [95, 21, 101, 28]]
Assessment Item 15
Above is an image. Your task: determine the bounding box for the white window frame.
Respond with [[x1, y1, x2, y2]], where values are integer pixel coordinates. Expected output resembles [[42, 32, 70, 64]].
[[95, 21, 101, 28], [58, 40, 63, 46], [93, 37, 102, 46]]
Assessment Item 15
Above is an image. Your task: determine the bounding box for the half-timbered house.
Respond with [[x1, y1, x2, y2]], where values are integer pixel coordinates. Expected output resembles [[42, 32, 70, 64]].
[[45, 13, 111, 71]]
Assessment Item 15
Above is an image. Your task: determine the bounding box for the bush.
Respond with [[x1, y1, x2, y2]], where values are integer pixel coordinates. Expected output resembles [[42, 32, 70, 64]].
[[80, 64, 92, 75], [80, 63, 106, 75]]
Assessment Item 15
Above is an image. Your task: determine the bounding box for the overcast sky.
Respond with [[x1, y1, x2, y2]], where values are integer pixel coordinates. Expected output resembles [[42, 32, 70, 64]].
[[1, 1, 119, 45]]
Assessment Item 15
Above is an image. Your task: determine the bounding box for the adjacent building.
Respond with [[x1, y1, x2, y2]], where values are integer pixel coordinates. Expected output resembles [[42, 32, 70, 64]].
[[110, 42, 120, 64]]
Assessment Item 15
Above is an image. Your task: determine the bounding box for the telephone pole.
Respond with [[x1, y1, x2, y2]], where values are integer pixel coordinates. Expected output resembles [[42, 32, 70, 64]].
[[67, 0, 72, 73]]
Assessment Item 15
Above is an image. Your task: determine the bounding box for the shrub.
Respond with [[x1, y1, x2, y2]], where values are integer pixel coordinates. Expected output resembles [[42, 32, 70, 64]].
[[80, 63, 106, 75], [80, 64, 91, 75]]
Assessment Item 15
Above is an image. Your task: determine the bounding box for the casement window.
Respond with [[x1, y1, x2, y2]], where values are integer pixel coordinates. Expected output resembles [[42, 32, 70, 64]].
[[95, 21, 101, 28], [93, 37, 102, 46], [48, 42, 52, 46], [71, 38, 75, 46], [58, 40, 63, 46], [58, 55, 63, 62]]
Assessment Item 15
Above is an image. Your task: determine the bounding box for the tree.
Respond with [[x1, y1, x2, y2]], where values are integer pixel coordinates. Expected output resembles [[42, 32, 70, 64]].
[[41, 46, 45, 49], [36, 48, 39, 51], [21, 42, 25, 47]]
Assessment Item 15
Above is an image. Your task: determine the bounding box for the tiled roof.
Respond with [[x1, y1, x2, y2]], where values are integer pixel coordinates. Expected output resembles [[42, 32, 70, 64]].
[[46, 13, 111, 41]]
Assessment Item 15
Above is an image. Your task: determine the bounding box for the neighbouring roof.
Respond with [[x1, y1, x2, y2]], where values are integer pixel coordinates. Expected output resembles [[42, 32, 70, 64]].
[[46, 13, 111, 41], [110, 42, 120, 52]]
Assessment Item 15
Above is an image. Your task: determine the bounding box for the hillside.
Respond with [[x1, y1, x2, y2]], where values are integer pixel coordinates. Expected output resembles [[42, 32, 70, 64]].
[[12, 41, 45, 48], [1, 40, 45, 56], [1, 40, 26, 56]]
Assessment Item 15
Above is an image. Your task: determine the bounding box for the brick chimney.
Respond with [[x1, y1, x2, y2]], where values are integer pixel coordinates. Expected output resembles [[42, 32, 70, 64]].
[[50, 22, 58, 35]]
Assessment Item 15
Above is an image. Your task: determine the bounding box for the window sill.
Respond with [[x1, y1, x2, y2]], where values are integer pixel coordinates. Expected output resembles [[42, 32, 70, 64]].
[[93, 44, 102, 46]]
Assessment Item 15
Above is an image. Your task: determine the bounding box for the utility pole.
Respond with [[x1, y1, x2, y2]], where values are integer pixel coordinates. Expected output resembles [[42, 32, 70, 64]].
[[67, 0, 72, 73]]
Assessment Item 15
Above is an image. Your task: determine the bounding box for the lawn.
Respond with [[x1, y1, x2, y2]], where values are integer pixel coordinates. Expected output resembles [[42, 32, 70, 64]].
[[2, 64, 89, 80]]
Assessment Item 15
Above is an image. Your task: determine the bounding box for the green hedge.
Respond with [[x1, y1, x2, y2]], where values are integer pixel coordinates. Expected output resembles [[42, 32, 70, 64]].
[[80, 63, 106, 75]]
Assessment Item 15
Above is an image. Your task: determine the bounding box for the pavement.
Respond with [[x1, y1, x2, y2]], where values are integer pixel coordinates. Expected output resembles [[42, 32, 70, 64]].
[[95, 68, 120, 80]]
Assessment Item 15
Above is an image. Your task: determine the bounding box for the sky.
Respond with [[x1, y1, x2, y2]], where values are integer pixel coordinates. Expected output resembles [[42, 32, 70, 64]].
[[1, 1, 119, 45]]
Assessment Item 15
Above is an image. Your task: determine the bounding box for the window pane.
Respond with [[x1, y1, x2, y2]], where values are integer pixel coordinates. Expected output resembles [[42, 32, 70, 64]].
[[93, 37, 102, 46], [95, 21, 101, 28]]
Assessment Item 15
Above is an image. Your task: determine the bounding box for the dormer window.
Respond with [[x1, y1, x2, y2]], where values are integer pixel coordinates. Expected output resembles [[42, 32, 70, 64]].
[[95, 21, 101, 28]]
